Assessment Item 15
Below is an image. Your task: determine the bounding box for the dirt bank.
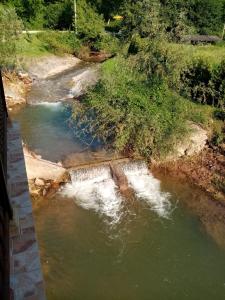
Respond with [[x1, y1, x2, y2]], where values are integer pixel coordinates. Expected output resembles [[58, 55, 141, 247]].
[[152, 146, 225, 203], [3, 71, 32, 108]]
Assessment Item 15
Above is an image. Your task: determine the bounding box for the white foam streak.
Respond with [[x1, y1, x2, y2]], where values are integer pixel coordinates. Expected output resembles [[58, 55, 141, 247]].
[[67, 67, 99, 98], [62, 162, 172, 224], [32, 102, 62, 109], [122, 162, 171, 218], [62, 167, 124, 225]]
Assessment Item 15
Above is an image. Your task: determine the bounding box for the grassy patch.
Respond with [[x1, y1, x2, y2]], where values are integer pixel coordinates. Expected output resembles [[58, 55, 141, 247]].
[[16, 31, 81, 59], [16, 34, 49, 57], [169, 42, 225, 66]]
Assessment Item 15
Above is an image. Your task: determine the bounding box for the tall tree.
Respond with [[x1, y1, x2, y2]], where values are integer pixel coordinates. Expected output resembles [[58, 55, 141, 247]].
[[0, 4, 22, 67]]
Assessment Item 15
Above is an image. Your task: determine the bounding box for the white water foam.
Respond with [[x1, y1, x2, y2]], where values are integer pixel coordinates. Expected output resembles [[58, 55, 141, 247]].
[[122, 162, 171, 218], [32, 102, 62, 109], [67, 67, 99, 98], [62, 166, 124, 225]]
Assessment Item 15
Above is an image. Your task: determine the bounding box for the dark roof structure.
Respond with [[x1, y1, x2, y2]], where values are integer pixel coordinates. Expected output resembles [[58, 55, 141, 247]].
[[181, 35, 221, 44]]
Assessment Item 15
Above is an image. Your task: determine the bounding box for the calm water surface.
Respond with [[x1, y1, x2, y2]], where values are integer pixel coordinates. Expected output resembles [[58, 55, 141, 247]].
[[11, 103, 100, 161]]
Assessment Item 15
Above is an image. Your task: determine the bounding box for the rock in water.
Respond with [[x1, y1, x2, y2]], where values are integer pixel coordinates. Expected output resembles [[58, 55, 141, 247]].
[[34, 178, 45, 186]]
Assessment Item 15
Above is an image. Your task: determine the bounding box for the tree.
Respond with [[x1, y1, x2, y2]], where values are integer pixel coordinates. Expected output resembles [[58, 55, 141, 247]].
[[186, 0, 225, 35], [0, 4, 22, 67], [120, 0, 162, 39], [3, 0, 45, 28]]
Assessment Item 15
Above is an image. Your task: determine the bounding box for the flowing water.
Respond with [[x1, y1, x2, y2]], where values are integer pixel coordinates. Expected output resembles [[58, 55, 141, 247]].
[[11, 64, 225, 300]]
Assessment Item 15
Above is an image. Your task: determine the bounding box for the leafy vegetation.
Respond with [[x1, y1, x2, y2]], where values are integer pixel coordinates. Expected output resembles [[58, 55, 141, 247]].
[[0, 4, 23, 67], [72, 57, 212, 158]]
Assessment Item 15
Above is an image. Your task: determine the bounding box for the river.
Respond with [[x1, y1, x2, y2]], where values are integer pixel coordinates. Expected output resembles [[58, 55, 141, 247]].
[[11, 62, 225, 300]]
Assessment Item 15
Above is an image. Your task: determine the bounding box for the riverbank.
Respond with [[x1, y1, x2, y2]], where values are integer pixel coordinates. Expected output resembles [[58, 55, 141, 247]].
[[152, 146, 225, 203]]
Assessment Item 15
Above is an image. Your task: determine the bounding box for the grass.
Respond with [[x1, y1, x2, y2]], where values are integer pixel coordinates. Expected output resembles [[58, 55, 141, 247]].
[[16, 31, 81, 60], [16, 34, 49, 58], [169, 42, 225, 67]]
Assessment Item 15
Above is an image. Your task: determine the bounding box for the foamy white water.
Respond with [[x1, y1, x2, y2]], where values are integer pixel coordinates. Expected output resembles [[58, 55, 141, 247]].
[[67, 67, 99, 98], [122, 162, 171, 218], [32, 102, 62, 109], [62, 166, 124, 225]]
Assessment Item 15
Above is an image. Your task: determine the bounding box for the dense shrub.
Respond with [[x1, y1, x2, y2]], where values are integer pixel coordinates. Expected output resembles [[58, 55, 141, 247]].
[[212, 60, 225, 109], [128, 35, 148, 55], [180, 59, 225, 108], [72, 57, 203, 158], [44, 0, 73, 30], [37, 31, 81, 55], [0, 4, 23, 67], [92, 33, 120, 54], [180, 59, 214, 104]]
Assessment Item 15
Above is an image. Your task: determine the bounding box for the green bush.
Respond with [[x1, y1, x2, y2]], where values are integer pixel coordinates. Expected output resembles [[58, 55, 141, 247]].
[[92, 33, 120, 54], [180, 59, 225, 108], [180, 59, 214, 104], [0, 4, 23, 68], [211, 122, 225, 146], [72, 57, 203, 158], [37, 31, 81, 55], [128, 35, 148, 55]]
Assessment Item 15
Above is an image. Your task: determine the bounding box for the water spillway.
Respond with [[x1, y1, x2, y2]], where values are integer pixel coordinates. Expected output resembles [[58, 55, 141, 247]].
[[62, 161, 172, 224], [62, 165, 124, 225], [121, 161, 171, 218]]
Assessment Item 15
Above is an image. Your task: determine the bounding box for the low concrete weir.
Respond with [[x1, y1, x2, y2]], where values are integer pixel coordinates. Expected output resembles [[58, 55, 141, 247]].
[[62, 160, 172, 222], [109, 162, 135, 198]]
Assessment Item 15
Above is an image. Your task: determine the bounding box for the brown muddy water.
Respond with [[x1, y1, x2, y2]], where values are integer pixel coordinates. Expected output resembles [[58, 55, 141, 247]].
[[33, 170, 225, 300]]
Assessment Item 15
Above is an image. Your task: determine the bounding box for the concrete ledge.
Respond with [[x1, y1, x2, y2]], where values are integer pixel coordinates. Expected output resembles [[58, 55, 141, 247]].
[[7, 122, 46, 300]]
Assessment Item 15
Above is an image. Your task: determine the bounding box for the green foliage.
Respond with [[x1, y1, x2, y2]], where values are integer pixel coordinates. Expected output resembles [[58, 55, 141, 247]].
[[92, 33, 120, 54], [0, 4, 23, 67], [180, 59, 225, 108], [128, 35, 149, 55], [159, 0, 196, 41], [37, 31, 81, 55], [211, 120, 225, 146], [120, 0, 162, 39], [11, 0, 45, 28], [44, 0, 73, 30], [186, 0, 225, 35], [72, 57, 203, 158], [16, 34, 49, 57], [76, 0, 105, 40]]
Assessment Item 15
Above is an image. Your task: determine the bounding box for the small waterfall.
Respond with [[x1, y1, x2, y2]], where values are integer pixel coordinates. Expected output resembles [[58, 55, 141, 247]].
[[67, 66, 99, 98], [62, 166, 124, 225], [62, 161, 172, 223], [121, 161, 171, 218]]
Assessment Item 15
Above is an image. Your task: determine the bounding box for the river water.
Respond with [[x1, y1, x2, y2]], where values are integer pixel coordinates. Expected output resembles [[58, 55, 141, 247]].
[[11, 64, 225, 300]]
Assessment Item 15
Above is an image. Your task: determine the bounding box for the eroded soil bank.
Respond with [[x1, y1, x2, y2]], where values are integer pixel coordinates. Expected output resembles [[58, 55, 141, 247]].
[[152, 146, 225, 203]]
